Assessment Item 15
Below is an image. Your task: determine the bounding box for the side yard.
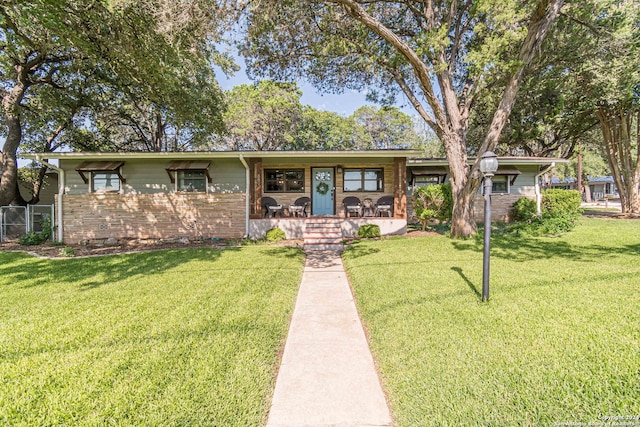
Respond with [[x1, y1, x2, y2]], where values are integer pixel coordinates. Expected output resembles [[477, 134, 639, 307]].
[[343, 217, 640, 426], [0, 246, 304, 426]]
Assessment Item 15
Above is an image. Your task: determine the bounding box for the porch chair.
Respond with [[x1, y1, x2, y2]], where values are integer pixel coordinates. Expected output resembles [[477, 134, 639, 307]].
[[261, 196, 283, 218], [292, 196, 311, 217], [375, 195, 394, 217], [362, 198, 376, 217], [342, 196, 362, 218]]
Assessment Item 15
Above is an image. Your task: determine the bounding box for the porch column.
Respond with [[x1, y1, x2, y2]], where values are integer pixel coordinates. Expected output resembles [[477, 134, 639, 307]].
[[393, 157, 407, 219], [249, 158, 263, 219]]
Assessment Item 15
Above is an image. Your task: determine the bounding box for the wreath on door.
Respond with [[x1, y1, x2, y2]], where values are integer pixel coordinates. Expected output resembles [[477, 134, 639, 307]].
[[316, 182, 330, 195]]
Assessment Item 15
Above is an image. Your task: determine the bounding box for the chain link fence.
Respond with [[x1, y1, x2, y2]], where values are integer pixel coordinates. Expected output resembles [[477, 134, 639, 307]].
[[0, 205, 54, 242]]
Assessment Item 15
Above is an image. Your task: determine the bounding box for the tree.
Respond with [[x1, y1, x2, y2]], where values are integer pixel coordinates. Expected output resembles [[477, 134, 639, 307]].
[[352, 105, 422, 149], [212, 80, 304, 150], [295, 107, 357, 150], [241, 0, 565, 237], [1, 0, 233, 206], [539, 0, 640, 212]]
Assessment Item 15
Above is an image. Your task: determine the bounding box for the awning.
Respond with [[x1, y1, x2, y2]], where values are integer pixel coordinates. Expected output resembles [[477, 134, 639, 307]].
[[165, 160, 212, 183], [75, 161, 125, 184], [495, 167, 521, 185], [409, 166, 448, 176], [495, 167, 522, 175]]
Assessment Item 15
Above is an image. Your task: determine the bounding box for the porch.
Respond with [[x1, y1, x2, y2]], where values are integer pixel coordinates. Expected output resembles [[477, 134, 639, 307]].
[[245, 154, 410, 240]]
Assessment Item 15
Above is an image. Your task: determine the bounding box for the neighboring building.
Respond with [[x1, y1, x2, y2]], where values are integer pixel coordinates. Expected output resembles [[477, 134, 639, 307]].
[[21, 151, 565, 244], [548, 176, 577, 191], [587, 176, 618, 200], [546, 176, 619, 200]]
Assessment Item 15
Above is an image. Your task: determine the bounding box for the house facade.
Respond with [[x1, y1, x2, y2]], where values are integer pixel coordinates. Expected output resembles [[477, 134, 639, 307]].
[[22, 151, 565, 244]]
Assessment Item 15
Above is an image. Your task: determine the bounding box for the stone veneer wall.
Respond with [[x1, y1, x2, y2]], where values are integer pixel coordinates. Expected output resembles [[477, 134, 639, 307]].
[[61, 193, 246, 244], [471, 194, 528, 222], [406, 193, 530, 224]]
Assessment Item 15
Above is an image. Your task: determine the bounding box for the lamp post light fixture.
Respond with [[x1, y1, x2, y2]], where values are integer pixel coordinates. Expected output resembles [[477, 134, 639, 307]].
[[479, 151, 499, 302]]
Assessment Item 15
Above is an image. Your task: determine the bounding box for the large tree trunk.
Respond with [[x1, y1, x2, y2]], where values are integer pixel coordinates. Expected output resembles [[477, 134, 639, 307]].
[[0, 115, 23, 206], [1, 64, 29, 206]]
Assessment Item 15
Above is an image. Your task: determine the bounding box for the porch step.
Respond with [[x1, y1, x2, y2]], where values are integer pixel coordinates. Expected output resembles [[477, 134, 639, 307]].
[[303, 217, 343, 252]]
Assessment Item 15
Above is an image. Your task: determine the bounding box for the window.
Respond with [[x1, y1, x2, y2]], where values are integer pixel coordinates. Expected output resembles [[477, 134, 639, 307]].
[[177, 170, 206, 192], [92, 172, 121, 193], [165, 160, 211, 193], [343, 168, 383, 192], [492, 175, 509, 193], [265, 169, 305, 192], [76, 161, 125, 193], [414, 175, 441, 188]]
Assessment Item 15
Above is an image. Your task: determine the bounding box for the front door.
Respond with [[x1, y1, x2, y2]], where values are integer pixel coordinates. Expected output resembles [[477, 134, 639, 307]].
[[311, 167, 335, 215]]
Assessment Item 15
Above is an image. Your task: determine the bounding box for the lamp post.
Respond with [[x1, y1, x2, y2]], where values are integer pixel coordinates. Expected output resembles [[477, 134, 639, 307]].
[[479, 151, 499, 302]]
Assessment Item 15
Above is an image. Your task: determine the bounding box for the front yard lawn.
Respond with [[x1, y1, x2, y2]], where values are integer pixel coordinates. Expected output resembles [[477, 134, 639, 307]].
[[343, 217, 640, 426], [0, 246, 304, 426]]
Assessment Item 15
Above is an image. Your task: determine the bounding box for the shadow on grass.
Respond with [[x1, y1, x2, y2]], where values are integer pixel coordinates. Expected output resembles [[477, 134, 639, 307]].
[[451, 228, 640, 262], [342, 240, 380, 259], [451, 266, 481, 301], [0, 247, 240, 289], [407, 222, 451, 235]]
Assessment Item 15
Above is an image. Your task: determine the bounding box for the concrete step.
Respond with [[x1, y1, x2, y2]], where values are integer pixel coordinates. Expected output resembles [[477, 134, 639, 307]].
[[306, 222, 342, 228], [303, 234, 342, 240], [304, 237, 343, 245]]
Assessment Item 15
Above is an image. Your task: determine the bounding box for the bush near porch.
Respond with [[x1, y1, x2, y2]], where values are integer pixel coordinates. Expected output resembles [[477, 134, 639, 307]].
[[0, 246, 304, 426], [343, 217, 639, 426]]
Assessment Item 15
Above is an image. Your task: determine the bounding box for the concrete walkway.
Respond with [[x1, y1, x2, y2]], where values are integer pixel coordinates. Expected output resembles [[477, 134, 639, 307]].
[[267, 251, 393, 427]]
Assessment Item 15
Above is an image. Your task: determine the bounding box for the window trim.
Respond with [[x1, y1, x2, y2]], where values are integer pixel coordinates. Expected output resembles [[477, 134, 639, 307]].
[[491, 175, 510, 194], [175, 170, 208, 193], [91, 171, 122, 193], [264, 168, 305, 193], [343, 168, 384, 193], [76, 161, 126, 193]]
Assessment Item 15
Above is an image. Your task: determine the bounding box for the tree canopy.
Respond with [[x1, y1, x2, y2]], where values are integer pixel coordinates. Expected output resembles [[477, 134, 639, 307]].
[[0, 0, 234, 205], [211, 79, 427, 151]]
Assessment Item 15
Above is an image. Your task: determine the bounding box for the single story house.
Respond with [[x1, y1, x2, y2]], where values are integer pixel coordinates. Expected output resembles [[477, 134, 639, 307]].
[[21, 151, 565, 244]]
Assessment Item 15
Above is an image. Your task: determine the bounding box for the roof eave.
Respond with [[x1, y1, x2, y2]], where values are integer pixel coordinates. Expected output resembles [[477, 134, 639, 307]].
[[21, 149, 423, 161]]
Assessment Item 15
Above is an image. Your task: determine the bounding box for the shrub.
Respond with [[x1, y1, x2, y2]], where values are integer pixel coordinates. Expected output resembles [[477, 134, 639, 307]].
[[18, 215, 54, 246], [39, 215, 53, 242], [510, 190, 582, 235], [357, 224, 380, 239], [512, 197, 538, 223], [18, 231, 46, 246], [265, 227, 286, 242], [412, 184, 452, 230], [539, 189, 582, 234]]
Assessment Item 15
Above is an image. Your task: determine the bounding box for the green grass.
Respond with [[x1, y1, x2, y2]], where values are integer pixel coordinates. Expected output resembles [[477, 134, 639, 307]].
[[0, 246, 304, 426], [343, 217, 640, 426]]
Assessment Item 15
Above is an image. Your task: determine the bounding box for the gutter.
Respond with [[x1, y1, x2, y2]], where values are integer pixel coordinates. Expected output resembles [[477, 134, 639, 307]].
[[33, 155, 64, 243], [535, 163, 555, 215], [238, 154, 250, 238]]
